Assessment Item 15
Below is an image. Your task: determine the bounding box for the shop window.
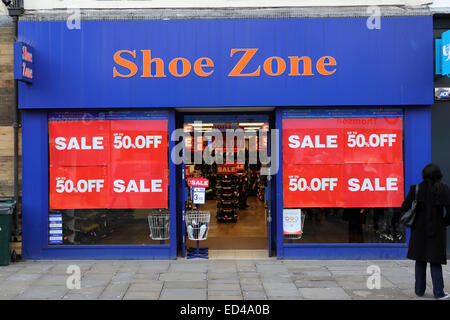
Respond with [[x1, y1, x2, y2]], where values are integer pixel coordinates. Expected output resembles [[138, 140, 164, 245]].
[[282, 112, 405, 244], [47, 111, 169, 245]]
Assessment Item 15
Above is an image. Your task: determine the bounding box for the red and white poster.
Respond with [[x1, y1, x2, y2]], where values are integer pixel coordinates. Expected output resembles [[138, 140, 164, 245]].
[[283, 117, 404, 208], [283, 118, 344, 165], [187, 177, 209, 188], [283, 163, 404, 208], [50, 166, 109, 209], [217, 163, 245, 175], [283, 117, 403, 165], [49, 120, 110, 166], [110, 120, 168, 164], [342, 163, 404, 208], [342, 117, 403, 164], [49, 119, 168, 210], [109, 162, 168, 209], [284, 164, 343, 208]]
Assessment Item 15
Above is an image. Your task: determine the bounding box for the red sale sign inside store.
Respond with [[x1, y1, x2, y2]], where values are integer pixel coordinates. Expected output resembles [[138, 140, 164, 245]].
[[283, 117, 404, 208], [187, 177, 209, 188], [49, 119, 168, 210], [217, 163, 245, 175]]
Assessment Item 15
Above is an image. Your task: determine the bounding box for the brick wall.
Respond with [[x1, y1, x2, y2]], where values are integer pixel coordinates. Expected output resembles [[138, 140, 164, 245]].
[[0, 18, 19, 198]]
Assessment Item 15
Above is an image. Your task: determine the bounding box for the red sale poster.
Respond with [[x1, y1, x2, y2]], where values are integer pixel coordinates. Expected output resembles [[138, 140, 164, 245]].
[[110, 120, 168, 164], [283, 163, 404, 208], [342, 163, 404, 208], [49, 118, 169, 210], [49, 120, 110, 166], [342, 117, 403, 164], [50, 166, 109, 209], [217, 163, 245, 175], [283, 164, 344, 208], [109, 162, 168, 209], [283, 118, 344, 164], [283, 117, 403, 165], [283, 116, 404, 208]]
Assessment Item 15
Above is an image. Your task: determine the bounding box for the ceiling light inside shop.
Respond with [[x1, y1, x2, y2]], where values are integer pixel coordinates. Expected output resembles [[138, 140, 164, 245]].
[[239, 123, 264, 126], [190, 123, 214, 127]]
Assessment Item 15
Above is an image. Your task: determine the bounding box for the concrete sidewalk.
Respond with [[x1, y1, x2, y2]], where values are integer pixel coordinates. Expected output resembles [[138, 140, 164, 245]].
[[0, 258, 448, 300]]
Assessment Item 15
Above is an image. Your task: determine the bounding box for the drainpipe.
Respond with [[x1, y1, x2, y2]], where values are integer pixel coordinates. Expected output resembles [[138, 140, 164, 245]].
[[6, 0, 24, 240]]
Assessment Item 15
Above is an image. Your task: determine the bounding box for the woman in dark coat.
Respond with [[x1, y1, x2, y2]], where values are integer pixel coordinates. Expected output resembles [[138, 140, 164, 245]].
[[402, 163, 450, 299]]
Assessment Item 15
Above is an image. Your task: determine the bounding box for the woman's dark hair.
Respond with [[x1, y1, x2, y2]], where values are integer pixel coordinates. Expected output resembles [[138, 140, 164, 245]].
[[422, 163, 443, 197]]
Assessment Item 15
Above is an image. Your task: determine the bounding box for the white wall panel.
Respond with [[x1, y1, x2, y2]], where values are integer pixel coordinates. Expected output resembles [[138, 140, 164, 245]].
[[24, 0, 432, 10]]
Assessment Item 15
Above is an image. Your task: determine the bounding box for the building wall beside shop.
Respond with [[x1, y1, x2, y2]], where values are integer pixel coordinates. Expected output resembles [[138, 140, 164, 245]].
[[0, 6, 19, 200], [433, 12, 450, 256]]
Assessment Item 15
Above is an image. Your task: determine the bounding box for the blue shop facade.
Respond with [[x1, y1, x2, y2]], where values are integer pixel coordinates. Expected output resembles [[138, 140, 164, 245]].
[[18, 14, 433, 260]]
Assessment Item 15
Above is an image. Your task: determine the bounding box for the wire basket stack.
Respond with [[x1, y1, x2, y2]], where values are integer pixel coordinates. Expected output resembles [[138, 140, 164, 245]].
[[148, 212, 170, 240]]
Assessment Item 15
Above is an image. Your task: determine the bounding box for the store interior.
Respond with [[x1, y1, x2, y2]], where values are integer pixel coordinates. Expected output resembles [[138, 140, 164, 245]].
[[183, 118, 270, 251]]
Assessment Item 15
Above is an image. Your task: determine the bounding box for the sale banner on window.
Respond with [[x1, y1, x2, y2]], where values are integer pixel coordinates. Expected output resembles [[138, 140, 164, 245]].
[[109, 162, 168, 209], [283, 118, 344, 165], [283, 116, 404, 208], [284, 164, 343, 208], [283, 163, 404, 208], [342, 163, 404, 208], [50, 166, 109, 209], [343, 117, 403, 164], [49, 118, 169, 210], [49, 120, 110, 166], [110, 120, 168, 164], [283, 117, 403, 164]]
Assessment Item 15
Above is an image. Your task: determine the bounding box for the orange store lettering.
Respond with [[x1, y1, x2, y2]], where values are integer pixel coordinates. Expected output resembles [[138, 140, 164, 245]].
[[112, 49, 337, 78]]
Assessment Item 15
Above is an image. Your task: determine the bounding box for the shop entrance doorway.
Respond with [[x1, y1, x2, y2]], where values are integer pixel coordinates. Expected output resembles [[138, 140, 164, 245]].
[[179, 114, 272, 257]]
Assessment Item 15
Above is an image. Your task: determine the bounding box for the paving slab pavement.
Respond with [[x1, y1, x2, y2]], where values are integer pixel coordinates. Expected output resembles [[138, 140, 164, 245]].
[[0, 259, 446, 300]]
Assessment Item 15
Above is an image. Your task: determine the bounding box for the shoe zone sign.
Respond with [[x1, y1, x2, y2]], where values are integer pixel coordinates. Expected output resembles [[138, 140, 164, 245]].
[[17, 17, 432, 108], [14, 41, 33, 83]]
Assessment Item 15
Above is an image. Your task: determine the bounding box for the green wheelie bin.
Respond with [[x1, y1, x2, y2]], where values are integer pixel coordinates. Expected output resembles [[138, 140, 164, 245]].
[[0, 198, 16, 266]]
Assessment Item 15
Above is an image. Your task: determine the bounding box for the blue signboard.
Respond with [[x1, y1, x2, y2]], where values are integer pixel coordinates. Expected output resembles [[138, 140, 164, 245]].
[[14, 41, 33, 83], [17, 17, 432, 108], [436, 30, 450, 76]]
